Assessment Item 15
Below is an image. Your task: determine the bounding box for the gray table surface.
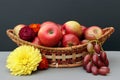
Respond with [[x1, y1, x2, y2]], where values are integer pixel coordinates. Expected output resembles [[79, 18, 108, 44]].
[[0, 51, 120, 80]]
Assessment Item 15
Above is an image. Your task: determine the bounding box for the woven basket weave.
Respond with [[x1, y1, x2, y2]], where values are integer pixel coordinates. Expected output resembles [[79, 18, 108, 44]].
[[6, 27, 114, 68]]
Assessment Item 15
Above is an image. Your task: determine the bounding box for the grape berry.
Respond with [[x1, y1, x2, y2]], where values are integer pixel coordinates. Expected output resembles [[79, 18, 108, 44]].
[[83, 42, 110, 75]]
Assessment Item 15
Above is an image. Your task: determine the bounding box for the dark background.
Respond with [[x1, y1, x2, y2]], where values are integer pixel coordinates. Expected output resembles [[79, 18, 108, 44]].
[[0, 0, 120, 51]]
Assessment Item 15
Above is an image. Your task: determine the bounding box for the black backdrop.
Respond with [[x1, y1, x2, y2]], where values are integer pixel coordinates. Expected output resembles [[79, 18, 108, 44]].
[[0, 0, 120, 51]]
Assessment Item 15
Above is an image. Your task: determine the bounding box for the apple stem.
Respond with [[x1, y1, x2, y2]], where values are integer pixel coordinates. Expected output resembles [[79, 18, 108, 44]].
[[49, 30, 54, 34]]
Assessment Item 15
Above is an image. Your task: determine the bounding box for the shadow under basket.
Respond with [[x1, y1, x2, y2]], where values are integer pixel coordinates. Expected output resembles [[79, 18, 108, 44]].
[[6, 27, 114, 68]]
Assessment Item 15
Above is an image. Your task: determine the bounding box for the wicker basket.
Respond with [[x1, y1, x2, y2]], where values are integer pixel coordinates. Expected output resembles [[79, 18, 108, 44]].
[[6, 27, 114, 68]]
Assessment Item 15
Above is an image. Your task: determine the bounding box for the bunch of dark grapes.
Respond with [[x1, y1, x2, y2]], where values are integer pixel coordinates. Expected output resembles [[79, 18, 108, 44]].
[[83, 41, 110, 75]]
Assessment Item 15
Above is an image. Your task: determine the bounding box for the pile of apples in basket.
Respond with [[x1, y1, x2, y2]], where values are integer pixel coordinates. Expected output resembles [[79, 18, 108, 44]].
[[13, 20, 110, 75]]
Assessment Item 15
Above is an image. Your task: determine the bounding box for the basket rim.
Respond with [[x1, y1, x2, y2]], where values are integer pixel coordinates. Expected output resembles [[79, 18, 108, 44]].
[[6, 27, 114, 50]]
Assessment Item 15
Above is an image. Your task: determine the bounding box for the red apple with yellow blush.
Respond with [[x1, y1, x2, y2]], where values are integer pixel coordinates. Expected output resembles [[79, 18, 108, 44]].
[[85, 26, 103, 40], [62, 34, 80, 47], [63, 21, 82, 38]]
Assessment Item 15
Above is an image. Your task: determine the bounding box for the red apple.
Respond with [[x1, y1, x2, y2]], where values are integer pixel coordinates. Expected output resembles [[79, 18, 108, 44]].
[[85, 26, 103, 40], [38, 21, 63, 47], [62, 34, 80, 47], [63, 21, 82, 37], [32, 36, 42, 45]]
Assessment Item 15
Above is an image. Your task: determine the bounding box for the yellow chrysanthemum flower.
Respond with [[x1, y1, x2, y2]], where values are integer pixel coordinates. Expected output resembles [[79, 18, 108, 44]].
[[6, 45, 42, 76]]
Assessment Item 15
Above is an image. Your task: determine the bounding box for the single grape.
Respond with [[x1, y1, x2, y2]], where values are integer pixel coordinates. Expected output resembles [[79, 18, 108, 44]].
[[83, 54, 91, 66], [87, 42, 94, 53], [100, 66, 110, 73], [94, 43, 101, 54], [99, 66, 110, 75], [91, 65, 98, 75], [86, 61, 93, 73], [92, 53, 99, 65], [100, 51, 107, 61]]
